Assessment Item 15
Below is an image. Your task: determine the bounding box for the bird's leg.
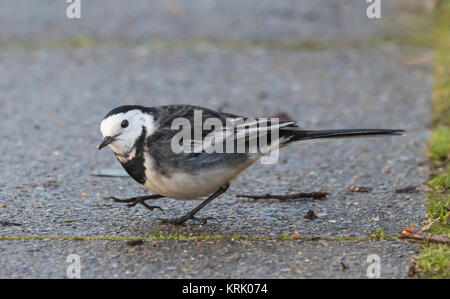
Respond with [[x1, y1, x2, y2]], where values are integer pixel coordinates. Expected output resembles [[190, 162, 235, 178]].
[[160, 183, 229, 225], [105, 194, 164, 211]]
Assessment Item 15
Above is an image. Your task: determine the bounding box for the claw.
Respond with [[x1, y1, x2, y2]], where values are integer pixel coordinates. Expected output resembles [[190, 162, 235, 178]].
[[126, 201, 140, 208], [104, 196, 135, 203], [192, 216, 214, 224], [139, 201, 163, 212], [105, 195, 163, 212]]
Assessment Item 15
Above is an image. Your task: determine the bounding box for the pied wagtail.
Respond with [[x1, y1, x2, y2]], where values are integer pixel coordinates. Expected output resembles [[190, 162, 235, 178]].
[[98, 104, 404, 225]]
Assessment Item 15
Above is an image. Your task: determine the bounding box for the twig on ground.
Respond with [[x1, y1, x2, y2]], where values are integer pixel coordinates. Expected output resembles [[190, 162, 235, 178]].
[[237, 192, 329, 201], [395, 185, 420, 194], [0, 221, 21, 227], [400, 224, 450, 244]]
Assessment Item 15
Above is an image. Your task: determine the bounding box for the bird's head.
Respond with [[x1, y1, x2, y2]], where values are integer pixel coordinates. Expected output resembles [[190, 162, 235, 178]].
[[98, 105, 155, 157]]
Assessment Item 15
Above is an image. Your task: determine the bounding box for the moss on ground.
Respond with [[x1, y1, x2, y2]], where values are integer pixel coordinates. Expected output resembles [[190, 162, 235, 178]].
[[0, 33, 437, 52], [0, 231, 397, 242], [367, 227, 395, 241]]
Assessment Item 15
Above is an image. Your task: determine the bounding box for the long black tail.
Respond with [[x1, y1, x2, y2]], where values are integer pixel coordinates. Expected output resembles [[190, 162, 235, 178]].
[[283, 128, 405, 142]]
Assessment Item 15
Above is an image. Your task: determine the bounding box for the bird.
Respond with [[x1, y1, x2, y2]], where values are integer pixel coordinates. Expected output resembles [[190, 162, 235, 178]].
[[98, 104, 404, 225]]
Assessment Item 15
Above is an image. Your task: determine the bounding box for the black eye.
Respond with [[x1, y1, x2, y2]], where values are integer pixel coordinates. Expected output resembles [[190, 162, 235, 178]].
[[121, 120, 129, 128]]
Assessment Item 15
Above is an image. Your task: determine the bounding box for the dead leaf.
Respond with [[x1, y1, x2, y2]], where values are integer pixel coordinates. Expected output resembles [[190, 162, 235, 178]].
[[127, 239, 144, 246], [303, 209, 318, 220]]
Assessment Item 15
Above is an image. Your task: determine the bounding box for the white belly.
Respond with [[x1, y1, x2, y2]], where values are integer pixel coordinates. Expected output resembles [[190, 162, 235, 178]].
[[143, 153, 255, 200]]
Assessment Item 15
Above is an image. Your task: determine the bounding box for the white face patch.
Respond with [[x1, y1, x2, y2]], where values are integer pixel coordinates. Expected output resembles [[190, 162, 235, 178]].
[[100, 109, 156, 157]]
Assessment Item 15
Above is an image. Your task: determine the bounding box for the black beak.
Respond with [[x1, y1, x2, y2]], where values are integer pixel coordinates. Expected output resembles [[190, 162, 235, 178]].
[[98, 136, 115, 150]]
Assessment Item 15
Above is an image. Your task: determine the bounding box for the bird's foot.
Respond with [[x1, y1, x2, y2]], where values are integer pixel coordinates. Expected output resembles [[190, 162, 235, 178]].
[[105, 196, 163, 211], [160, 214, 214, 225]]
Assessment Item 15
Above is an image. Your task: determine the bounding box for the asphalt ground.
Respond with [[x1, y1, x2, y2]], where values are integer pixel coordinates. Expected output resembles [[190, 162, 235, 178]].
[[0, 0, 433, 278]]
